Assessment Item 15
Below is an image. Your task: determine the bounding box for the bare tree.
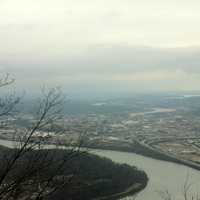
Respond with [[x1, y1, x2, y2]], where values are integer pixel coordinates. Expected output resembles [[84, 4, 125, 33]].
[[159, 175, 200, 200], [0, 75, 84, 200]]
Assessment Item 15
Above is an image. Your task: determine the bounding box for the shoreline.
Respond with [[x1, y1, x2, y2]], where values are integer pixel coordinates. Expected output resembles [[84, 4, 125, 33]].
[[84, 140, 200, 172], [1, 136, 200, 171], [1, 137, 200, 171], [93, 183, 146, 200]]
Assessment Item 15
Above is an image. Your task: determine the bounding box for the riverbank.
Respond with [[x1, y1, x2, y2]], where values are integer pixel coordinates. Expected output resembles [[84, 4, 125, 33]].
[[94, 183, 146, 200], [84, 138, 200, 171], [1, 136, 200, 172]]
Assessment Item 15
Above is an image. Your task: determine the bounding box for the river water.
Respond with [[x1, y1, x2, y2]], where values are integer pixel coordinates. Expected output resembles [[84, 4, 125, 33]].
[[1, 139, 200, 200], [93, 149, 200, 200]]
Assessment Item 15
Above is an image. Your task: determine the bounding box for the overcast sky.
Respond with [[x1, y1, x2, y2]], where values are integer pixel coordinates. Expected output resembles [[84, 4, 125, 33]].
[[1, 0, 200, 97]]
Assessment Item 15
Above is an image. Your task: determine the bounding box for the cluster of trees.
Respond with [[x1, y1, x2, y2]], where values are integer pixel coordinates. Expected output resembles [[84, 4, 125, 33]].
[[0, 146, 148, 200], [42, 152, 148, 200]]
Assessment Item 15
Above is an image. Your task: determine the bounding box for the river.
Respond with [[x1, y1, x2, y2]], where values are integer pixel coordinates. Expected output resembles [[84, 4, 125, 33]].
[[0, 139, 200, 200], [93, 149, 200, 200]]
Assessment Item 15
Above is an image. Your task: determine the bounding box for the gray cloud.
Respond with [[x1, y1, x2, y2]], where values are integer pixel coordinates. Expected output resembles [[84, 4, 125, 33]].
[[1, 0, 200, 94]]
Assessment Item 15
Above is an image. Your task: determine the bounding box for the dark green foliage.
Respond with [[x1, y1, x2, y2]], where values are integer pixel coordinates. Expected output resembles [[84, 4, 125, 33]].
[[50, 151, 148, 200], [0, 146, 148, 200]]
